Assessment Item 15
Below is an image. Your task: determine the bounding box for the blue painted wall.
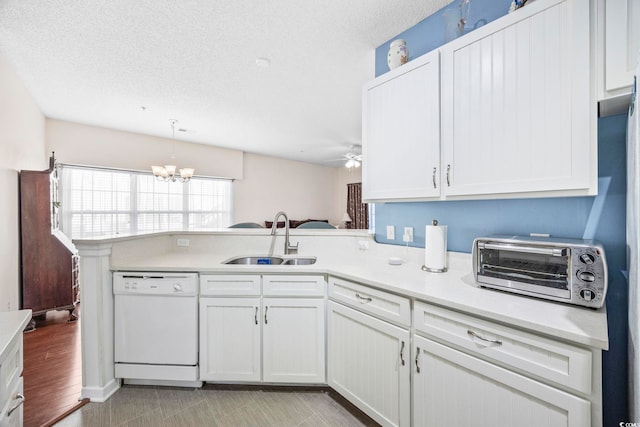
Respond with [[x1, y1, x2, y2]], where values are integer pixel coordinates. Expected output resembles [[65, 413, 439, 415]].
[[373, 2, 629, 425]]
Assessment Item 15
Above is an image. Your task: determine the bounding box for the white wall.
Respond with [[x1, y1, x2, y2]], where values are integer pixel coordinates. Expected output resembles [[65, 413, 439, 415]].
[[233, 153, 342, 226], [0, 52, 47, 312], [46, 119, 244, 179], [46, 119, 348, 227]]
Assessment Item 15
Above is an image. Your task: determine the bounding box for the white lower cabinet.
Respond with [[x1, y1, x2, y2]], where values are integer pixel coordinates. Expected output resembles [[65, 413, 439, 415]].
[[200, 297, 261, 382], [412, 335, 590, 427], [328, 301, 410, 427], [412, 301, 596, 427], [199, 274, 326, 384], [262, 298, 325, 383]]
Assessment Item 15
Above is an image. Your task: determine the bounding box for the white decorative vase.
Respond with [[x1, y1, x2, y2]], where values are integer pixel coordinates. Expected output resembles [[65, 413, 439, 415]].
[[387, 39, 409, 70]]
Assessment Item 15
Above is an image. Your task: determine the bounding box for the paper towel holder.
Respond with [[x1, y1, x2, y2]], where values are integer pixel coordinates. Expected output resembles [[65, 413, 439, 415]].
[[421, 264, 447, 273], [422, 219, 447, 273]]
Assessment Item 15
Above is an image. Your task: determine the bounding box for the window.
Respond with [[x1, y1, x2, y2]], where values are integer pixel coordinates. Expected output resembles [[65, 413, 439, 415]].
[[59, 165, 232, 238]]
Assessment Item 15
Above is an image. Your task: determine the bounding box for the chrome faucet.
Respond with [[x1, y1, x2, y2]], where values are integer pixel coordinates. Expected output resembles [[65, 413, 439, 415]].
[[270, 211, 298, 255]]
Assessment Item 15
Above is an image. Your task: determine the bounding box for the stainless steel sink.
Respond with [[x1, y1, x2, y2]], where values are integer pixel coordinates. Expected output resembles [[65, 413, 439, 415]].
[[282, 257, 316, 265], [222, 256, 316, 265]]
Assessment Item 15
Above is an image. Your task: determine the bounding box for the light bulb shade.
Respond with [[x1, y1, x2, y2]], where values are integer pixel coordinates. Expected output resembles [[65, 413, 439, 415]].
[[180, 168, 194, 179], [164, 164, 177, 176], [354, 160, 361, 168], [151, 165, 164, 177], [345, 159, 355, 168]]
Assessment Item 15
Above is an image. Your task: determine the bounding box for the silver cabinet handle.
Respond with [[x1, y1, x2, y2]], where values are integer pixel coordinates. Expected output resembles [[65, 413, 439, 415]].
[[254, 307, 258, 325], [400, 341, 406, 366], [446, 164, 451, 187], [467, 330, 502, 346], [432, 167, 437, 189], [415, 347, 421, 373], [355, 293, 372, 303], [264, 306, 268, 324], [7, 393, 24, 417]]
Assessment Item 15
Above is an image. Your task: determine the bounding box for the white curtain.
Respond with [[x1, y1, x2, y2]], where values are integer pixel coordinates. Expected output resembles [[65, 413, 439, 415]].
[[627, 60, 640, 422]]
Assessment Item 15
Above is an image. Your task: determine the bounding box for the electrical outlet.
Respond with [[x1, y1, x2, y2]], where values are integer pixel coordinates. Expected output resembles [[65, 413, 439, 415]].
[[358, 240, 369, 251], [403, 227, 413, 243], [177, 238, 190, 247], [6, 301, 10, 311], [386, 225, 395, 240]]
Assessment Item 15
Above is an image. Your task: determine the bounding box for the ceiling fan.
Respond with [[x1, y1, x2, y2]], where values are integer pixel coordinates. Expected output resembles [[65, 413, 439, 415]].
[[324, 145, 362, 168]]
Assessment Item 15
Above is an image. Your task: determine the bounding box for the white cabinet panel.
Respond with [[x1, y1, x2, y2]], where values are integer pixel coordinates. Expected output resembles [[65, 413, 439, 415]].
[[263, 275, 326, 297], [602, 0, 640, 95], [0, 377, 23, 427], [200, 275, 261, 296], [363, 50, 441, 201], [263, 298, 325, 383], [413, 335, 591, 427], [328, 301, 410, 427], [329, 277, 411, 327], [441, 0, 594, 197], [199, 297, 261, 382], [413, 301, 593, 394]]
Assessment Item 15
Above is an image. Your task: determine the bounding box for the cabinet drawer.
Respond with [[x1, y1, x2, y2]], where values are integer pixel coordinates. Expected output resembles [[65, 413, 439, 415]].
[[200, 275, 261, 296], [329, 277, 410, 327], [0, 333, 23, 408], [263, 275, 326, 297], [413, 301, 592, 394]]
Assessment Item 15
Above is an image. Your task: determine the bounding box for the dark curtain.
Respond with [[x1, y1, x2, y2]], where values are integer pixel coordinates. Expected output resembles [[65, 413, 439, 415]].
[[346, 183, 368, 229]]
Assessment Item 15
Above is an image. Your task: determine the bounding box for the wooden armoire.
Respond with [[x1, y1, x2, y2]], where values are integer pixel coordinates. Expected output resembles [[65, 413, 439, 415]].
[[19, 154, 78, 320]]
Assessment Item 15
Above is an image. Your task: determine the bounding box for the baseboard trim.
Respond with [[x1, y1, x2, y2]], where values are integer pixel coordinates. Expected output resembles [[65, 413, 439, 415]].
[[81, 378, 120, 402]]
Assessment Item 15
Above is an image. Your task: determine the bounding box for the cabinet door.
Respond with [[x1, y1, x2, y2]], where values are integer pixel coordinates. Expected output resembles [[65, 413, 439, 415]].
[[362, 50, 441, 202], [0, 377, 24, 427], [262, 298, 325, 383], [412, 335, 590, 427], [199, 297, 261, 382], [441, 0, 595, 198], [328, 301, 410, 427], [602, 0, 640, 96]]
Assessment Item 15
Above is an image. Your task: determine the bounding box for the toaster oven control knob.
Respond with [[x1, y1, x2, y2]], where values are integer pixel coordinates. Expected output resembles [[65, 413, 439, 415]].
[[577, 270, 596, 282], [579, 288, 596, 301], [579, 253, 596, 265]]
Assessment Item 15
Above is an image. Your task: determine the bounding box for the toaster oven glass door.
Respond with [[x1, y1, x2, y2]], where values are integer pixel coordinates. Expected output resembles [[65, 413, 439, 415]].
[[477, 244, 571, 298]]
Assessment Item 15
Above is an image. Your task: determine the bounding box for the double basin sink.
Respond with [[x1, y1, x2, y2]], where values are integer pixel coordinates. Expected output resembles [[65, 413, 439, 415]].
[[223, 255, 317, 266]]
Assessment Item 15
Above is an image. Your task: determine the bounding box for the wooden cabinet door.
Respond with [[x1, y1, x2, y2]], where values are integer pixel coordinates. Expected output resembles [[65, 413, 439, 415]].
[[413, 335, 591, 427], [199, 297, 261, 382], [328, 301, 410, 427], [362, 50, 441, 202], [441, 0, 595, 198], [262, 298, 325, 383]]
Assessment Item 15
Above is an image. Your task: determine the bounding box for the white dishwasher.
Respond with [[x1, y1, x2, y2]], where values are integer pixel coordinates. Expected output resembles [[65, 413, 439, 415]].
[[113, 272, 201, 387]]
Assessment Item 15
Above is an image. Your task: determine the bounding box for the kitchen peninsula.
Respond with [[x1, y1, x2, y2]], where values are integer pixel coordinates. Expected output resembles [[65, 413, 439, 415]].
[[75, 230, 609, 427]]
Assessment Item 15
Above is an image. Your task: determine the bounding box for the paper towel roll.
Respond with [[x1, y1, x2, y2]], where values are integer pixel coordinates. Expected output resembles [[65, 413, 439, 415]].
[[424, 223, 447, 272]]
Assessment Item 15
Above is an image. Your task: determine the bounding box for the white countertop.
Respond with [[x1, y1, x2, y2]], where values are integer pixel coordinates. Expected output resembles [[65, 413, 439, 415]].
[[0, 310, 32, 359], [110, 247, 609, 350]]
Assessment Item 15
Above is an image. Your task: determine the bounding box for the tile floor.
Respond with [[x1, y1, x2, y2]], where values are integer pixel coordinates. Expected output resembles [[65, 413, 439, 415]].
[[54, 385, 379, 427]]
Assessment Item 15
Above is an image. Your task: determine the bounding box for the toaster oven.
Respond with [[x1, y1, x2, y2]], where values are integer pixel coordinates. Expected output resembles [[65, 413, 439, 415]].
[[472, 235, 607, 309]]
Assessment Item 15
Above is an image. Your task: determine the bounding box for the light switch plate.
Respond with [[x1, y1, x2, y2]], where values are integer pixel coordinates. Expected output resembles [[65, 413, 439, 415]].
[[386, 225, 395, 240], [177, 238, 190, 247]]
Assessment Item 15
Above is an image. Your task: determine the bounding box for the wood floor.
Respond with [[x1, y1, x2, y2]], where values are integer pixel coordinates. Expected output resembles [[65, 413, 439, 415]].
[[23, 309, 84, 427]]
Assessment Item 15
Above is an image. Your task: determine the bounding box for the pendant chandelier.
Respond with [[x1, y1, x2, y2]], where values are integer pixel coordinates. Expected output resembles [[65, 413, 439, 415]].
[[151, 119, 195, 182]]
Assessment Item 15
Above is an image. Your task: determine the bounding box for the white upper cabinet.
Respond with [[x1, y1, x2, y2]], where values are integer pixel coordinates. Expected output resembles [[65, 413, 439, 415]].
[[597, 0, 640, 114], [362, 0, 597, 202], [362, 50, 441, 202], [441, 0, 596, 198]]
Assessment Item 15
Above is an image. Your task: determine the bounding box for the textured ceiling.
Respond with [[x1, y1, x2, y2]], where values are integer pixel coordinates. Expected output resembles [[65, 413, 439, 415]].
[[0, 0, 451, 167]]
